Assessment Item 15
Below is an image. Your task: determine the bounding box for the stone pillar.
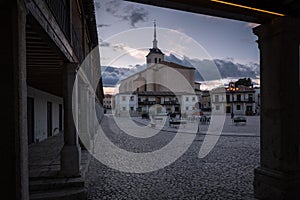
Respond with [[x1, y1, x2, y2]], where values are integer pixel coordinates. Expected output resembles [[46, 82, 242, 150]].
[[1, 1, 29, 199], [253, 17, 300, 200], [88, 90, 94, 137], [60, 63, 81, 177], [79, 82, 90, 150], [92, 90, 97, 139]]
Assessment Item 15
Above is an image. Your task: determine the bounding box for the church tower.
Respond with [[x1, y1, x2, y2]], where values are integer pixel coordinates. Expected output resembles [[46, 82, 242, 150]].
[[146, 21, 164, 67]]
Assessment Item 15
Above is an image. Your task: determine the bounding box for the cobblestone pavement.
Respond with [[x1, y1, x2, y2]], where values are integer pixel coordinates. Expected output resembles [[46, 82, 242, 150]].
[[132, 114, 260, 137], [86, 115, 260, 200]]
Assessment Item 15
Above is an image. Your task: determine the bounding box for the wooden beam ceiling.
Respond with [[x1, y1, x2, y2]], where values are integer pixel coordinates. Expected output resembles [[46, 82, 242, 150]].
[[26, 21, 64, 97]]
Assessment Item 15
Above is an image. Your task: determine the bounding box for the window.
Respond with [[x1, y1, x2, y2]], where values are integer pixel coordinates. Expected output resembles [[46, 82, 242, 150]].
[[122, 96, 126, 101], [248, 94, 253, 102], [186, 106, 189, 110], [130, 96, 134, 101], [237, 94, 241, 101], [192, 97, 196, 101], [27, 97, 35, 144], [59, 104, 63, 131], [192, 107, 195, 110], [130, 107, 134, 111], [159, 58, 161, 63], [236, 105, 241, 110], [246, 106, 252, 111], [216, 105, 220, 110], [186, 97, 189, 101], [155, 58, 157, 63], [47, 102, 52, 137], [122, 107, 126, 111], [226, 95, 230, 102], [215, 95, 219, 102]]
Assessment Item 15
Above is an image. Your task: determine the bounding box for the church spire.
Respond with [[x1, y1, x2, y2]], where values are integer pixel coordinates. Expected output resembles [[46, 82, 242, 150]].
[[153, 20, 158, 48], [146, 20, 164, 66]]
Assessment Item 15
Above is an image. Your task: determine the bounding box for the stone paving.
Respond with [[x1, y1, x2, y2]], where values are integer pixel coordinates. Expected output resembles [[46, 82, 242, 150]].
[[132, 114, 260, 137], [86, 114, 260, 200], [29, 132, 91, 179]]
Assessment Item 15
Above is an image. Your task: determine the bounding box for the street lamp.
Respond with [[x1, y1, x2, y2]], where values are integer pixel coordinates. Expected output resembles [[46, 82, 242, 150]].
[[228, 83, 239, 119]]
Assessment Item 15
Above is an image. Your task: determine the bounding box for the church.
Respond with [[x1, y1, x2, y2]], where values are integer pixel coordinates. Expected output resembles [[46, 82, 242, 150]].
[[114, 22, 201, 116]]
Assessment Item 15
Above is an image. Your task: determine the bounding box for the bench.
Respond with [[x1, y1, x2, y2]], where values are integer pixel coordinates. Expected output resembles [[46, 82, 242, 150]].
[[233, 117, 246, 125]]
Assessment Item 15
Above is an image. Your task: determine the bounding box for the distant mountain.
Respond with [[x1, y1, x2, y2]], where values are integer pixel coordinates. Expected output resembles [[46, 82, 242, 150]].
[[101, 64, 146, 86], [165, 54, 259, 82], [101, 54, 259, 86], [164, 54, 194, 68]]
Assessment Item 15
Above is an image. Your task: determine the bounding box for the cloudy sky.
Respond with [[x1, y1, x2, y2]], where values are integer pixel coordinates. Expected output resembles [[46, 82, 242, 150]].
[[94, 0, 260, 93]]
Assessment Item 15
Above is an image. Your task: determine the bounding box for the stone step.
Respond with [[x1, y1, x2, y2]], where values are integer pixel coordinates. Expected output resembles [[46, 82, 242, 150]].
[[30, 187, 87, 200], [30, 177, 85, 192]]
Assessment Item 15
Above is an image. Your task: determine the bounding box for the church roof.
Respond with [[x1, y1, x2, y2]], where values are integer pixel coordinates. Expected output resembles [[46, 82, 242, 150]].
[[146, 48, 164, 56], [160, 61, 195, 70], [120, 61, 195, 83]]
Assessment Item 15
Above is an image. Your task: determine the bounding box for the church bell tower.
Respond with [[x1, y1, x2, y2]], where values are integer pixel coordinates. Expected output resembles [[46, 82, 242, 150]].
[[146, 20, 164, 67]]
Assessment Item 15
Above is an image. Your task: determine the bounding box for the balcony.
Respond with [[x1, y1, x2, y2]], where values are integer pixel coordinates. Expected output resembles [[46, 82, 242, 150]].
[[138, 101, 156, 105], [72, 25, 84, 62], [213, 99, 227, 103], [245, 98, 255, 103], [162, 101, 180, 105], [226, 99, 255, 103], [45, 0, 70, 39], [45, 0, 84, 62]]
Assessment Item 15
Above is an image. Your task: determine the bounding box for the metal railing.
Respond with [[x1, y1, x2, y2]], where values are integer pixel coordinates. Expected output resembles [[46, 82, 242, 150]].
[[162, 101, 180, 105], [138, 101, 156, 105], [45, 0, 84, 62]]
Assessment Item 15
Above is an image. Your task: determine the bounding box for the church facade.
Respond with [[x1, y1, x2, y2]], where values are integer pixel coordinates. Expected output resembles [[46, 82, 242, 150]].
[[114, 22, 200, 116]]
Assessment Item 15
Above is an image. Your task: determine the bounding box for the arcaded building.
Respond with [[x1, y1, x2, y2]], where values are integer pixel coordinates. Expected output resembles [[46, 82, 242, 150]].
[[4, 0, 103, 199]]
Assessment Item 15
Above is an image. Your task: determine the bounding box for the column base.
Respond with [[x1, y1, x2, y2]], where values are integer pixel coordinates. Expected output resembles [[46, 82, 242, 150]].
[[79, 131, 91, 150], [60, 145, 81, 177], [254, 167, 300, 200]]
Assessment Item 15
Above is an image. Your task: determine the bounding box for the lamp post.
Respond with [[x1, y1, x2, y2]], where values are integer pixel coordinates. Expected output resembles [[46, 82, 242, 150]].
[[228, 83, 239, 119]]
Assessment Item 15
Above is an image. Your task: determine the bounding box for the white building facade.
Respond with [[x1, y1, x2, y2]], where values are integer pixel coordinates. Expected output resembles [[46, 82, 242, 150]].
[[211, 85, 256, 115], [27, 86, 64, 144], [103, 94, 112, 109], [113, 93, 138, 116]]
